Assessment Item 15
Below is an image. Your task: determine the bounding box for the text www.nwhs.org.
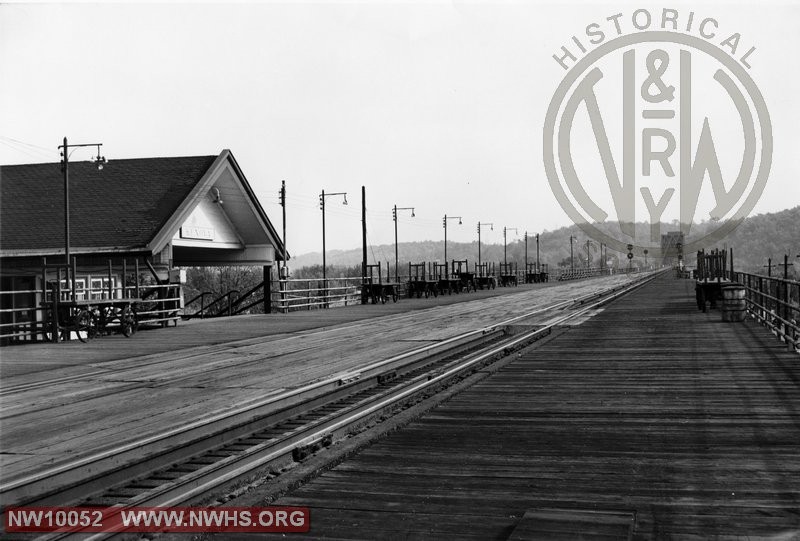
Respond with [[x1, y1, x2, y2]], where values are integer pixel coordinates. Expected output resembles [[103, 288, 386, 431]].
[[5, 506, 310, 533]]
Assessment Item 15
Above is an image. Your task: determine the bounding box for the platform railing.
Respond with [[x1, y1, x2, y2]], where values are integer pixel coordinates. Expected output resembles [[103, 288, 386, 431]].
[[732, 271, 799, 352], [0, 288, 48, 344], [0, 282, 182, 344], [183, 290, 240, 319], [557, 266, 610, 281], [274, 277, 363, 313]]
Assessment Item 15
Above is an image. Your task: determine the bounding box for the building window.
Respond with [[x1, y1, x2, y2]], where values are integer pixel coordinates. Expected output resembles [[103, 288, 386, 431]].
[[89, 277, 118, 300], [58, 278, 86, 300]]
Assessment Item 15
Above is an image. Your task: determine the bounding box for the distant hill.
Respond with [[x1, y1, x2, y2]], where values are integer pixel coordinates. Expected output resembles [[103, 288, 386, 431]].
[[704, 206, 799, 275], [289, 206, 799, 278]]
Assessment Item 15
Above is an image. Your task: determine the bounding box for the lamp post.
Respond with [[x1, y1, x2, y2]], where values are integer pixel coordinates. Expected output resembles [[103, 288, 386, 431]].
[[443, 214, 462, 264], [600, 242, 605, 273], [58, 137, 106, 299], [393, 205, 415, 283], [585, 240, 593, 269], [279, 180, 287, 276], [524, 231, 528, 276], [319, 189, 347, 286], [569, 235, 576, 274], [477, 222, 493, 267], [503, 227, 518, 266]]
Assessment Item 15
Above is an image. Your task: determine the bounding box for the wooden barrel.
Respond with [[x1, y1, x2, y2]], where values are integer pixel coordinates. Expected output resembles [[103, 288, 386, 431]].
[[721, 283, 746, 322]]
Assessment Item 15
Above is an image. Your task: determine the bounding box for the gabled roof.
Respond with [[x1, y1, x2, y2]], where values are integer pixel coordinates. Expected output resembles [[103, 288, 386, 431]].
[[0, 151, 285, 260]]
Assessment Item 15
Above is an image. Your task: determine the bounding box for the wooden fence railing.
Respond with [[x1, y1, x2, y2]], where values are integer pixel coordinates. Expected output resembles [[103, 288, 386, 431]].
[[731, 271, 799, 353], [0, 282, 180, 344]]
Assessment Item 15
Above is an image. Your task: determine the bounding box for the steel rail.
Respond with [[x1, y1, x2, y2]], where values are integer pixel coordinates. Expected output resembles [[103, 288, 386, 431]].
[[2, 295, 587, 507]]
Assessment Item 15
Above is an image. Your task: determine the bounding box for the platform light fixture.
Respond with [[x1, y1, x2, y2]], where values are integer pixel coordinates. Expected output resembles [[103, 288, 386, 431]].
[[58, 137, 105, 301], [319, 189, 348, 287], [443, 214, 462, 264], [477, 222, 493, 267], [536, 233, 541, 273], [570, 235, 578, 274], [393, 205, 415, 283], [503, 227, 518, 267]]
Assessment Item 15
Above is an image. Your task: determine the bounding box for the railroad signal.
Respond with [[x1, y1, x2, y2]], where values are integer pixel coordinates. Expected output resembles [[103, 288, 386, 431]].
[[627, 252, 634, 259]]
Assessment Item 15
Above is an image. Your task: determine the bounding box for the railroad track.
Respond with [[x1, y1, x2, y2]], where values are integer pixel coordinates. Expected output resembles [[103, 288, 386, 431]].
[[2, 270, 665, 540]]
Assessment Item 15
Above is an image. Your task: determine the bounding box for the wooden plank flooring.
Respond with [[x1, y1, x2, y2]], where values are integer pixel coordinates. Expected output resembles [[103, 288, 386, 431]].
[[254, 275, 800, 540], [0, 275, 636, 486], [0, 280, 569, 376]]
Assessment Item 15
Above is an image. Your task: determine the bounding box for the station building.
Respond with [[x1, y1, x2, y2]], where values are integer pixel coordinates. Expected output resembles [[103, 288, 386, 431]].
[[0, 150, 285, 343]]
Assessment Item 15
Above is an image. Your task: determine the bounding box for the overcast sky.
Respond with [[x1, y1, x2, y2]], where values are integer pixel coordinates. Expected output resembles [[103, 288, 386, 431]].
[[2, 1, 798, 257]]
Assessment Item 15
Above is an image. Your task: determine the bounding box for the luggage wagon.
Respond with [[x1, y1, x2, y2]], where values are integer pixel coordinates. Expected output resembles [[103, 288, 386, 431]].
[[526, 263, 550, 283], [499, 262, 518, 287], [42, 297, 139, 343], [364, 263, 400, 304], [432, 262, 450, 295], [474, 262, 496, 290], [433, 262, 462, 295], [695, 249, 730, 312], [452, 259, 476, 293], [539, 263, 550, 283], [407, 263, 439, 298]]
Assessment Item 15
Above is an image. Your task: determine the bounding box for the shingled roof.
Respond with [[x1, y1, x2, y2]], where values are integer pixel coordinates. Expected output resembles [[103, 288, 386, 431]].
[[1, 155, 223, 256]]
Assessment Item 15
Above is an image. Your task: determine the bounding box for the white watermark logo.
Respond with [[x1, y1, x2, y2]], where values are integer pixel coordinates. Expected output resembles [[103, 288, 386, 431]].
[[544, 8, 772, 256]]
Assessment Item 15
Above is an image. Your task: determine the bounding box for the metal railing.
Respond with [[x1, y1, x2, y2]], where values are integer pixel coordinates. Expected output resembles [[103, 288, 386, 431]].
[[0, 287, 45, 344], [557, 266, 612, 281], [183, 290, 240, 319], [273, 277, 363, 313], [731, 270, 799, 352]]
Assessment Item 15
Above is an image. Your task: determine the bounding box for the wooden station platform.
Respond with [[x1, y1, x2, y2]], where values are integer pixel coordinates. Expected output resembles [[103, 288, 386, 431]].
[[0, 275, 637, 492], [252, 274, 800, 540]]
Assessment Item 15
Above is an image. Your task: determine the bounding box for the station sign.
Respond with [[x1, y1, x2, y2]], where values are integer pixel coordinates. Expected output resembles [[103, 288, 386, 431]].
[[180, 226, 215, 241]]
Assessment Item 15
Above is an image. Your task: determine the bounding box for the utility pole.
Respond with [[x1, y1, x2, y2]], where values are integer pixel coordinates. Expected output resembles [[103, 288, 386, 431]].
[[393, 204, 415, 283], [536, 233, 540, 272], [600, 242, 605, 273], [524, 232, 528, 277], [477, 222, 493, 267], [503, 227, 518, 266], [361, 187, 367, 304], [570, 235, 575, 274], [763, 258, 777, 277], [320, 189, 347, 296], [782, 254, 794, 279], [443, 215, 462, 264], [279, 180, 287, 274], [585, 239, 591, 269], [59, 137, 106, 300]]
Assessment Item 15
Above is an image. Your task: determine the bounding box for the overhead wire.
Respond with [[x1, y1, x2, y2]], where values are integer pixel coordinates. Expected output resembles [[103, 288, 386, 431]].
[[0, 137, 56, 161]]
